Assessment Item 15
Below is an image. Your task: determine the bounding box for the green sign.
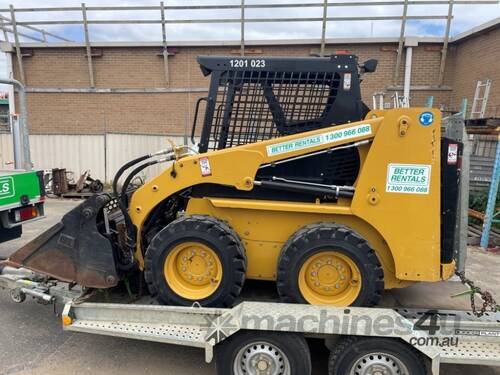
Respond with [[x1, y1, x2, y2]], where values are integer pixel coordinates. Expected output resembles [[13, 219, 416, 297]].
[[0, 170, 43, 209], [386, 164, 431, 195], [0, 176, 15, 199], [266, 124, 372, 157]]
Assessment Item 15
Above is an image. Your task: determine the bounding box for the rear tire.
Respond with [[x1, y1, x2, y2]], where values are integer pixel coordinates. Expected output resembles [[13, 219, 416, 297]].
[[216, 330, 311, 375], [144, 215, 246, 307], [277, 223, 384, 307], [328, 336, 427, 375]]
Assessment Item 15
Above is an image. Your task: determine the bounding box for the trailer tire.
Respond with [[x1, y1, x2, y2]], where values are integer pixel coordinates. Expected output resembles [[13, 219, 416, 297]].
[[215, 330, 311, 375], [328, 336, 427, 375], [144, 215, 246, 307], [277, 222, 383, 307]]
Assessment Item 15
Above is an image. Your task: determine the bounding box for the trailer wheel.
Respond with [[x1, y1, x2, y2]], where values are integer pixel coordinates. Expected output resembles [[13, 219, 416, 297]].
[[277, 223, 383, 307], [10, 288, 26, 303], [216, 330, 311, 375], [328, 337, 427, 375], [145, 215, 246, 307]]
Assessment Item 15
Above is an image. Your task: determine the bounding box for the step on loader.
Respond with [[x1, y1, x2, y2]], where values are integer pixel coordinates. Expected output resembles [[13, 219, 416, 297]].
[[0, 54, 463, 308]]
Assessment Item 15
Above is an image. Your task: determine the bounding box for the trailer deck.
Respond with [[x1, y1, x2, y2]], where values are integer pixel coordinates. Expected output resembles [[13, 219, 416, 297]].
[[60, 300, 500, 374]]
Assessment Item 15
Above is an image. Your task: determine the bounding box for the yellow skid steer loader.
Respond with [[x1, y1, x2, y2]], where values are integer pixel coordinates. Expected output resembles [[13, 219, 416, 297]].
[[1, 55, 462, 308]]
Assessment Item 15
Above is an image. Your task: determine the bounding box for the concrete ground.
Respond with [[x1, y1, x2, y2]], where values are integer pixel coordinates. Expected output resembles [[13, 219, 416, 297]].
[[1, 198, 499, 375]]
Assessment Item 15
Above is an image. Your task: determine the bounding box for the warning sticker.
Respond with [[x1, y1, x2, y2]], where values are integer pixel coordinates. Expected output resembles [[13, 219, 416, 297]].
[[447, 143, 458, 165], [199, 157, 212, 177], [266, 123, 372, 157], [386, 164, 431, 195]]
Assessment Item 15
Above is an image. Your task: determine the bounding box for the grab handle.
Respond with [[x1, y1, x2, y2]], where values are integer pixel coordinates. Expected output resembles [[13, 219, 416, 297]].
[[191, 97, 208, 145]]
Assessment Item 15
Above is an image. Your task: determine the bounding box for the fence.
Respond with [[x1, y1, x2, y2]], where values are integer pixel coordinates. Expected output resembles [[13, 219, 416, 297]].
[[469, 134, 499, 192], [0, 1, 497, 88], [0, 132, 183, 182]]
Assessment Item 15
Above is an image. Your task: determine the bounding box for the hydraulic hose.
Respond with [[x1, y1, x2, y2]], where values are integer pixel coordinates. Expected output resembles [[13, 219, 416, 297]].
[[121, 158, 168, 208], [112, 148, 173, 197], [117, 155, 175, 269], [113, 154, 150, 197]]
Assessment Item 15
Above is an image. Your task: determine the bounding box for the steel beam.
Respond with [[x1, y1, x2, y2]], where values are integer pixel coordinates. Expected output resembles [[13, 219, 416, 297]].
[[81, 3, 95, 88], [0, 24, 45, 42], [0, 15, 71, 42], [14, 15, 451, 26], [320, 0, 328, 56], [394, 0, 408, 85], [160, 1, 169, 86], [0, 16, 8, 41], [0, 1, 496, 13], [9, 5, 25, 84], [240, 0, 245, 56], [480, 140, 500, 249], [438, 0, 454, 86]]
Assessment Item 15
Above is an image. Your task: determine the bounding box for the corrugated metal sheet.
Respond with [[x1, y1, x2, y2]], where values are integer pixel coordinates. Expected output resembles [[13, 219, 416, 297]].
[[0, 133, 187, 183], [31, 134, 105, 179], [469, 134, 498, 192], [104, 133, 185, 182], [0, 133, 14, 169]]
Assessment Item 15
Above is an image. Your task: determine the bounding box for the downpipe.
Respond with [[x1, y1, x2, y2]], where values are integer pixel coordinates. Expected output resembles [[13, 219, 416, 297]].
[[0, 78, 32, 170]]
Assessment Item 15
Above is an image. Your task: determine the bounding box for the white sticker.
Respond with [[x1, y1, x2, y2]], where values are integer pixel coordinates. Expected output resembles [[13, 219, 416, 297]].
[[266, 124, 372, 157], [386, 164, 431, 195], [199, 157, 212, 177], [343, 73, 352, 90], [0, 176, 15, 199], [447, 144, 458, 165]]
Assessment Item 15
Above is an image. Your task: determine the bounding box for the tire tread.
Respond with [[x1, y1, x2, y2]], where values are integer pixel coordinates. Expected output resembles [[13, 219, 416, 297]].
[[277, 222, 384, 307], [144, 215, 246, 307]]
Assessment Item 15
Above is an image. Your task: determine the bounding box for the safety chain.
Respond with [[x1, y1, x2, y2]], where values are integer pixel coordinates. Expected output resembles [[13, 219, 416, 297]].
[[456, 271, 500, 317]]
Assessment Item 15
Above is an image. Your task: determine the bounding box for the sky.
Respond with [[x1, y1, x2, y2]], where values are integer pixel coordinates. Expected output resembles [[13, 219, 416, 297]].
[[0, 0, 499, 81]]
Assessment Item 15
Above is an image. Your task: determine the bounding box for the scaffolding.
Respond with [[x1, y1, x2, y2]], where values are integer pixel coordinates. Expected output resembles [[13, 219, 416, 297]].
[[0, 1, 497, 87]]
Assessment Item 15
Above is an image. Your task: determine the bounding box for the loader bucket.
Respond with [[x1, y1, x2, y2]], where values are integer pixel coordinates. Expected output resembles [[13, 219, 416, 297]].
[[3, 194, 119, 289]]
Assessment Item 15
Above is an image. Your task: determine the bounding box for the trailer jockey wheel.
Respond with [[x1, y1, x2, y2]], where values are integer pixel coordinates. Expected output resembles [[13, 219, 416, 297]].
[[328, 337, 427, 375], [277, 223, 384, 307], [216, 330, 312, 375], [10, 288, 26, 303], [144, 215, 246, 307]]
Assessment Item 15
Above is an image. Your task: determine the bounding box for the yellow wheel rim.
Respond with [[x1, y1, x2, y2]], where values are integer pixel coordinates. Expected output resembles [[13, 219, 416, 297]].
[[164, 241, 223, 300], [298, 251, 362, 306]]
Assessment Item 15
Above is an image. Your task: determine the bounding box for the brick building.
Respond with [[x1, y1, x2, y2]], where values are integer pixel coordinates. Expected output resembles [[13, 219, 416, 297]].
[[0, 18, 498, 181]]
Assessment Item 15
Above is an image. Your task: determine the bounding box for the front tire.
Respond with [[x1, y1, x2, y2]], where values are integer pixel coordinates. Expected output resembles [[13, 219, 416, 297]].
[[216, 331, 311, 375], [144, 215, 246, 307], [277, 223, 384, 307]]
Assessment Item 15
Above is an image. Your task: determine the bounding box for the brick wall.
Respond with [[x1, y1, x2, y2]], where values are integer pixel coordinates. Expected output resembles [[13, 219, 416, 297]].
[[449, 27, 500, 117], [7, 29, 498, 135]]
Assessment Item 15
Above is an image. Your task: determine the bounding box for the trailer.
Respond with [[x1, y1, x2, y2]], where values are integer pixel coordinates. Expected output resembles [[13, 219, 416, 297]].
[[1, 265, 500, 375]]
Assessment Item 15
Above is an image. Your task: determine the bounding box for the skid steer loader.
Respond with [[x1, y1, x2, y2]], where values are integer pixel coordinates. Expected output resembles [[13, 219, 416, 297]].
[[1, 54, 463, 308]]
